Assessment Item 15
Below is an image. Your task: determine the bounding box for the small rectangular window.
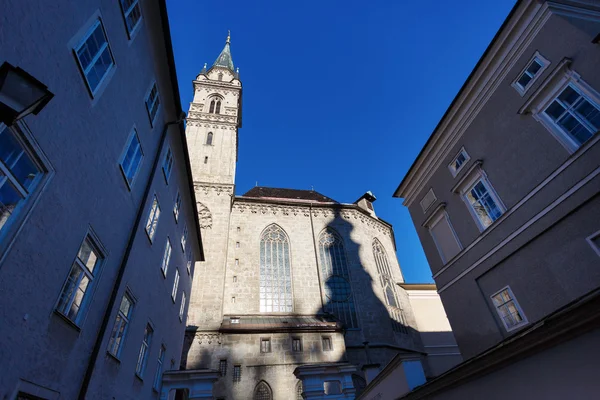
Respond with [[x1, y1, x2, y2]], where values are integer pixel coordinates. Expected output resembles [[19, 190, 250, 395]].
[[231, 296, 236, 304], [292, 338, 302, 352], [204, 156, 208, 164], [233, 365, 241, 383], [107, 292, 134, 357], [233, 275, 237, 283], [322, 337, 332, 352], [56, 234, 103, 324], [237, 226, 241, 232], [235, 259, 239, 266], [219, 359, 227, 376], [119, 129, 143, 187], [172, 268, 180, 302], [428, 211, 462, 264], [162, 148, 173, 182], [586, 231, 600, 257], [0, 124, 45, 237], [186, 255, 192, 275], [181, 224, 188, 252], [145, 195, 160, 241], [419, 188, 437, 213], [136, 324, 153, 377], [260, 338, 271, 353], [463, 178, 504, 230], [512, 52, 549, 95], [74, 19, 115, 95], [153, 344, 166, 390], [173, 191, 182, 222], [145, 82, 161, 126], [179, 291, 186, 321], [448, 148, 470, 177], [491, 287, 527, 331], [161, 238, 172, 276], [119, 0, 142, 37], [235, 241, 240, 249]]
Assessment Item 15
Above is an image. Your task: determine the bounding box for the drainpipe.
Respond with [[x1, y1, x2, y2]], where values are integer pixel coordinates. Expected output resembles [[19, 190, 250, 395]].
[[78, 118, 184, 400]]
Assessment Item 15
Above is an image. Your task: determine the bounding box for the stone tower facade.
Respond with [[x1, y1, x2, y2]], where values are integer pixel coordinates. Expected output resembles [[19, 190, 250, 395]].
[[185, 33, 242, 330]]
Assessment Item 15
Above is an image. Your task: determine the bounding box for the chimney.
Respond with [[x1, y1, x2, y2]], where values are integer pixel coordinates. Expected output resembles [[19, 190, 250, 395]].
[[355, 191, 377, 217]]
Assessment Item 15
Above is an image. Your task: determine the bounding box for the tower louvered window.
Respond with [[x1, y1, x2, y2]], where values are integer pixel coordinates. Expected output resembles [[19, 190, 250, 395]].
[[215, 100, 221, 114], [259, 224, 293, 312], [373, 239, 407, 333], [318, 229, 358, 328], [209, 99, 215, 113]]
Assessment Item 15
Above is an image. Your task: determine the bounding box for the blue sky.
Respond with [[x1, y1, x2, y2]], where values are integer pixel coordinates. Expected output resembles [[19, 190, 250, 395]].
[[166, 0, 516, 283]]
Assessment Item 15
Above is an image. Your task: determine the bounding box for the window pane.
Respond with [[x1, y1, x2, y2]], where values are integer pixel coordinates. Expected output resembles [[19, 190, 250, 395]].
[[119, 294, 132, 317], [558, 86, 580, 106], [556, 113, 591, 145], [0, 176, 24, 232], [0, 127, 40, 192], [527, 60, 542, 75], [545, 100, 566, 120], [574, 99, 600, 131], [77, 238, 99, 272], [517, 73, 532, 88]]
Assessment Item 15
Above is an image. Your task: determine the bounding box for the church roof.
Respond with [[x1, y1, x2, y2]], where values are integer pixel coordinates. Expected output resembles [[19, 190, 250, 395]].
[[212, 31, 234, 71], [242, 187, 338, 203]]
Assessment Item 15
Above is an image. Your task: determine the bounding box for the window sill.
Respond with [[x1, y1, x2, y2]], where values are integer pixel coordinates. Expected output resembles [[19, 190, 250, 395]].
[[106, 351, 121, 363], [53, 309, 82, 332]]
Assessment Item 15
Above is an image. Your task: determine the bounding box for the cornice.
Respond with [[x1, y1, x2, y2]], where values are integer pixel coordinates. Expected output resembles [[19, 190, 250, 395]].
[[193, 182, 235, 196], [231, 198, 393, 236], [395, 0, 553, 206]]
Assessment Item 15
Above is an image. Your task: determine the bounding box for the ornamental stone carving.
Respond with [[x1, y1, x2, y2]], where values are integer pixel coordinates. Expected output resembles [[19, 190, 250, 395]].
[[197, 202, 212, 229], [196, 332, 222, 345]]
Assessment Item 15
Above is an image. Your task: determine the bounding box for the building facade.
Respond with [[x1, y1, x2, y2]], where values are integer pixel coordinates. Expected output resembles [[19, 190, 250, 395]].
[[178, 36, 460, 400], [0, 1, 202, 399], [394, 0, 600, 397]]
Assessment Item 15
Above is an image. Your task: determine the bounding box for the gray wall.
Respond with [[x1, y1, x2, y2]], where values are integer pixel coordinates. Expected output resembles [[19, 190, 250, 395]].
[[0, 0, 200, 398], [404, 11, 600, 358]]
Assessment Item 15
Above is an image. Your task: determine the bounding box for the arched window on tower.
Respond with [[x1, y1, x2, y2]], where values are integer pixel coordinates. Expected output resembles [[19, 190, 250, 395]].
[[373, 238, 408, 333], [259, 224, 293, 313], [209, 99, 215, 113], [215, 100, 221, 114], [318, 228, 358, 328], [254, 381, 272, 400], [352, 375, 367, 396], [206, 132, 213, 145], [296, 381, 303, 400], [218, 72, 223, 81]]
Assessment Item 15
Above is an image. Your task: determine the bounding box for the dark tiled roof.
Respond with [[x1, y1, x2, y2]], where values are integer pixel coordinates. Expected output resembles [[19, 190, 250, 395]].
[[242, 187, 338, 203], [220, 315, 342, 333]]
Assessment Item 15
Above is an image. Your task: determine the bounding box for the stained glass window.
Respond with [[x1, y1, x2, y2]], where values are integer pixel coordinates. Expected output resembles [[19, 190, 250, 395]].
[[259, 224, 293, 312], [254, 381, 272, 400], [318, 228, 358, 328], [373, 239, 407, 333]]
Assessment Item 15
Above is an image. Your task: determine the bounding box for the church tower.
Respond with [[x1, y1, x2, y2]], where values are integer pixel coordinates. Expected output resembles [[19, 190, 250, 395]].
[[185, 32, 242, 330]]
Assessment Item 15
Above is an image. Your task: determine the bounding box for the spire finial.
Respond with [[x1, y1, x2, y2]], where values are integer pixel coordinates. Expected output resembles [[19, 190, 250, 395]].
[[203, 62, 207, 69], [226, 30, 231, 44]]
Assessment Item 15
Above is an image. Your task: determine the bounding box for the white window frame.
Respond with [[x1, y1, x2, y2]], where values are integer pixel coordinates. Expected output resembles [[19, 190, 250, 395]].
[[55, 230, 105, 325], [119, 127, 143, 189], [153, 344, 166, 391], [490, 286, 528, 332], [107, 291, 135, 358], [181, 224, 188, 252], [172, 268, 180, 302], [0, 122, 50, 258], [145, 81, 161, 127], [425, 207, 463, 264], [136, 323, 153, 377], [162, 147, 173, 183], [161, 238, 172, 277], [145, 194, 161, 242], [322, 336, 333, 352], [419, 188, 437, 213], [118, 0, 143, 38], [528, 69, 600, 154], [447, 147, 470, 178], [457, 168, 506, 232], [186, 254, 192, 275], [173, 191, 182, 222], [179, 291, 186, 321], [511, 51, 550, 96], [586, 230, 600, 258], [73, 18, 116, 97]]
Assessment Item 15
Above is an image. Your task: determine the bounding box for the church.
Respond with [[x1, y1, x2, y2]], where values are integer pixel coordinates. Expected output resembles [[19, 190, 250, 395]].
[[177, 34, 459, 399]]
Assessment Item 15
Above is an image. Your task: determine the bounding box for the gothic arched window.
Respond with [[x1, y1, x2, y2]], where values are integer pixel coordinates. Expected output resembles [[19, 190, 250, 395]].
[[218, 72, 223, 81], [296, 381, 303, 400], [206, 132, 213, 145], [215, 100, 221, 114], [318, 228, 358, 328], [373, 238, 407, 333], [209, 99, 215, 113], [259, 224, 293, 313], [254, 381, 272, 400]]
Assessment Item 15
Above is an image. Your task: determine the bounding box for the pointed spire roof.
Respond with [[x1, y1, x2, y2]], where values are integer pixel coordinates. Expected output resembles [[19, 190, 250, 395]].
[[213, 31, 234, 71]]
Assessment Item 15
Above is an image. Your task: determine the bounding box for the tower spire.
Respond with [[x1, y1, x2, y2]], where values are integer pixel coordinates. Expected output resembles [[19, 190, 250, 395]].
[[213, 31, 234, 71]]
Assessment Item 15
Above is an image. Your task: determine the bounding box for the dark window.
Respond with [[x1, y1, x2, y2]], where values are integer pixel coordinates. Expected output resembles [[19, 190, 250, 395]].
[[233, 365, 241, 383], [206, 132, 213, 145], [209, 99, 215, 113], [204, 156, 208, 164], [292, 338, 302, 352], [260, 338, 271, 353], [218, 73, 223, 81], [219, 359, 227, 376], [322, 337, 332, 351], [367, 201, 374, 211], [254, 381, 272, 400], [216, 100, 221, 114]]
